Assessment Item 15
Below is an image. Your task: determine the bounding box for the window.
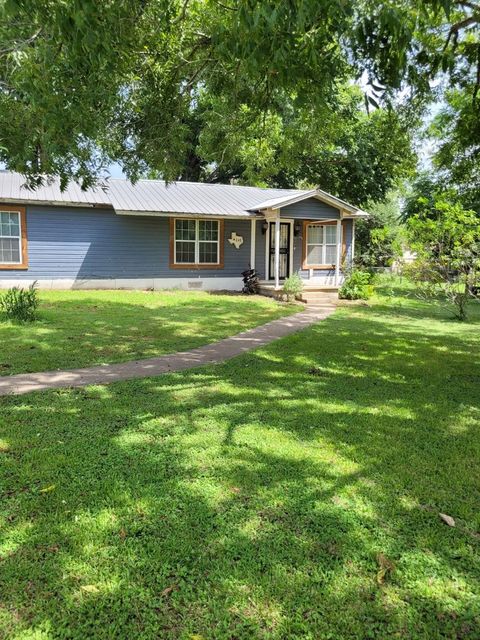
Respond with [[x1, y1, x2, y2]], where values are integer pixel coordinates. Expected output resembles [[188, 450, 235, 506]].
[[0, 208, 27, 268], [304, 223, 339, 267], [172, 218, 223, 267]]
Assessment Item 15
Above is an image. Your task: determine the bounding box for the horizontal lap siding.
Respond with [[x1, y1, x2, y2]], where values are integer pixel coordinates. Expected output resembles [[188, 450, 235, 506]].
[[280, 197, 340, 220], [1, 206, 252, 280], [254, 220, 266, 279], [343, 219, 353, 264]]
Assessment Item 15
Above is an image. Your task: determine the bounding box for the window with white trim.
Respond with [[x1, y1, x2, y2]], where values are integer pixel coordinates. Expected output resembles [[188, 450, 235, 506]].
[[0, 210, 22, 264], [174, 218, 221, 265], [305, 224, 338, 266]]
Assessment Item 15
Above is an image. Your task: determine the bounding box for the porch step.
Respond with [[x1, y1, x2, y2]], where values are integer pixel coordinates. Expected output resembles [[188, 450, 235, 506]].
[[258, 284, 339, 303], [299, 291, 339, 304]]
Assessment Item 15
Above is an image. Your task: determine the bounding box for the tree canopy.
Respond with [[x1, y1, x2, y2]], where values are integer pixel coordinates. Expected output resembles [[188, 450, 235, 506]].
[[0, 0, 477, 195], [174, 86, 415, 204]]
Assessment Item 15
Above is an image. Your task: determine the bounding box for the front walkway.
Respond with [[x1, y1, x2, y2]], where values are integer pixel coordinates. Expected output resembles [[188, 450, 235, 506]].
[[0, 303, 335, 396]]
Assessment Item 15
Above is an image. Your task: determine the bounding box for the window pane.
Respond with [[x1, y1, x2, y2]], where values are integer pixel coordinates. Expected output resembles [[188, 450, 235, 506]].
[[325, 245, 337, 264], [0, 211, 20, 238], [0, 237, 20, 263], [199, 220, 218, 241], [325, 225, 337, 243], [307, 245, 323, 264], [175, 219, 195, 241], [307, 225, 323, 244], [0, 212, 15, 225], [199, 242, 218, 263], [175, 241, 195, 263]]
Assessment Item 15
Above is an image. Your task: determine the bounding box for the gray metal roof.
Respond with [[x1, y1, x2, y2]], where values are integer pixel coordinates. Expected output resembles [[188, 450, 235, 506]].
[[109, 179, 303, 216], [0, 171, 112, 206], [0, 172, 367, 217]]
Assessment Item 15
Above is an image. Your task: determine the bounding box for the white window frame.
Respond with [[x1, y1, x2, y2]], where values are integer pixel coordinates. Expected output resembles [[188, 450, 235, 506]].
[[0, 209, 22, 265], [174, 218, 221, 266], [305, 223, 338, 267]]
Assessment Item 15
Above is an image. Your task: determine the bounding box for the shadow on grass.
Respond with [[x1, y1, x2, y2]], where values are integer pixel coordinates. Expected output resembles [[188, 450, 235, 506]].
[[0, 291, 296, 376], [370, 280, 480, 325], [1, 301, 479, 638]]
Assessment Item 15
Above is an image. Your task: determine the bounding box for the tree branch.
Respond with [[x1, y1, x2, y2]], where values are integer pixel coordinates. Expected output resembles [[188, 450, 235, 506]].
[[212, 0, 237, 10], [444, 14, 479, 51], [173, 0, 190, 24], [0, 28, 42, 56]]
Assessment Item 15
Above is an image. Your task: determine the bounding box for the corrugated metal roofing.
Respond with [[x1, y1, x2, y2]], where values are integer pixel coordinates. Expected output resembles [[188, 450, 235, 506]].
[[0, 171, 367, 217], [108, 179, 304, 216], [0, 171, 112, 206]]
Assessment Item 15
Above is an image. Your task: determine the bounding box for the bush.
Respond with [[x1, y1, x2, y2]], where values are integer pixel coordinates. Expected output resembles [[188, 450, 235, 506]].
[[0, 282, 39, 321], [401, 259, 442, 286], [339, 270, 374, 300], [282, 273, 303, 301]]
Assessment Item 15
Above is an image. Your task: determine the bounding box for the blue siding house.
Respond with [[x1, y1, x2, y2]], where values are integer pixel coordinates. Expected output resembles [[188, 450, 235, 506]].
[[0, 172, 368, 292]]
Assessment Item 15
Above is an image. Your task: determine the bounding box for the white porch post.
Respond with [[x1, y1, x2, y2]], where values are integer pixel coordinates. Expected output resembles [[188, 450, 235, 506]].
[[250, 218, 256, 270], [274, 216, 281, 289], [335, 219, 341, 286]]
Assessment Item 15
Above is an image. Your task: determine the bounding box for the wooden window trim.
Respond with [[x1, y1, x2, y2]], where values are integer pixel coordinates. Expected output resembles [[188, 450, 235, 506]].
[[0, 205, 28, 270], [169, 217, 224, 269], [301, 219, 347, 270]]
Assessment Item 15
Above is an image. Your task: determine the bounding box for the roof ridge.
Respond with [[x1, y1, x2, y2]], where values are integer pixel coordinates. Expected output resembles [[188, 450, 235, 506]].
[[108, 178, 305, 193]]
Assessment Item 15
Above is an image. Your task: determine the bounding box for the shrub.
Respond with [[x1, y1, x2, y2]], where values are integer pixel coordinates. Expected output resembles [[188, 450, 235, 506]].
[[406, 200, 480, 321], [339, 270, 374, 300], [282, 273, 303, 301], [0, 282, 39, 321]]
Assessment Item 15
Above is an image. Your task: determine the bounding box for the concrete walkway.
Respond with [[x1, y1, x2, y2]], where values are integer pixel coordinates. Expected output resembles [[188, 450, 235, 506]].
[[0, 303, 335, 396]]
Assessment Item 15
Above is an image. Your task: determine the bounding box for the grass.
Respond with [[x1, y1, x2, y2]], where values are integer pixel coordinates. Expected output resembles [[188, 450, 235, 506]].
[[0, 289, 298, 375], [1, 280, 479, 639]]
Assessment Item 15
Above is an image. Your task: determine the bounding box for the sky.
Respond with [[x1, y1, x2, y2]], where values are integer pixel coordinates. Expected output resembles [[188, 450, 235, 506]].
[[105, 162, 126, 179]]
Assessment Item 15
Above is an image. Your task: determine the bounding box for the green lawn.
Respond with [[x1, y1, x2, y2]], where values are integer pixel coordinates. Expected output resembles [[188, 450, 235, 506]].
[[0, 289, 297, 375], [1, 282, 479, 639]]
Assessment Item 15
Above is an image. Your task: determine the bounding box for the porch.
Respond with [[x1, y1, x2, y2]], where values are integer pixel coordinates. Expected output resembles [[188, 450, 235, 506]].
[[249, 205, 353, 298], [257, 281, 341, 304]]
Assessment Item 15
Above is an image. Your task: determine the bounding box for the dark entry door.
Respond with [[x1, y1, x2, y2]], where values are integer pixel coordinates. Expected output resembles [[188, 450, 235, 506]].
[[268, 222, 290, 280]]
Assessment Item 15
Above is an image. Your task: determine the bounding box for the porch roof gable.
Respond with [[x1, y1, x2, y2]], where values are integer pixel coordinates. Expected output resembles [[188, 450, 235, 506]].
[[250, 189, 369, 218]]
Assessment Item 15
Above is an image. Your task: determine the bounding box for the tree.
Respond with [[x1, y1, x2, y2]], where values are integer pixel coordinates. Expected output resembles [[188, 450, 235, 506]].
[[174, 87, 416, 204], [355, 191, 404, 267], [0, 0, 474, 187], [429, 89, 480, 211], [401, 173, 449, 221], [406, 198, 480, 321]]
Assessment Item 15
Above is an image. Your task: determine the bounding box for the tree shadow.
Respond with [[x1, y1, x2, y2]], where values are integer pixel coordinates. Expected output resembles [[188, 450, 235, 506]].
[[1, 299, 479, 637], [369, 280, 480, 325], [0, 291, 296, 376]]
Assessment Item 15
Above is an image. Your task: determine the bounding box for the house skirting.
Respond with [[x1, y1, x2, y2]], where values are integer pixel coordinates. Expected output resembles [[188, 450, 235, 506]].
[[0, 277, 243, 291]]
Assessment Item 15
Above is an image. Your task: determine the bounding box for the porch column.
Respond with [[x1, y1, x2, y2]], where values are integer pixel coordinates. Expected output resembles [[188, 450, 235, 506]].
[[250, 218, 256, 270], [335, 219, 341, 286], [275, 216, 281, 289]]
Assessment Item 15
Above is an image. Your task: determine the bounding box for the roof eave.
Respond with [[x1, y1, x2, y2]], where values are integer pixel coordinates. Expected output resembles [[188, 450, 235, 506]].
[[114, 209, 260, 218], [0, 197, 112, 209]]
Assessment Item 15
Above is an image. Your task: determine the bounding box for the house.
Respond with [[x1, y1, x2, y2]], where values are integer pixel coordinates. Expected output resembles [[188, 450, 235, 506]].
[[0, 172, 368, 292]]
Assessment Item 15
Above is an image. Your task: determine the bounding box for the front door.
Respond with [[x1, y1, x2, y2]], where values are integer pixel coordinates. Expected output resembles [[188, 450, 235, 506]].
[[268, 222, 291, 280]]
